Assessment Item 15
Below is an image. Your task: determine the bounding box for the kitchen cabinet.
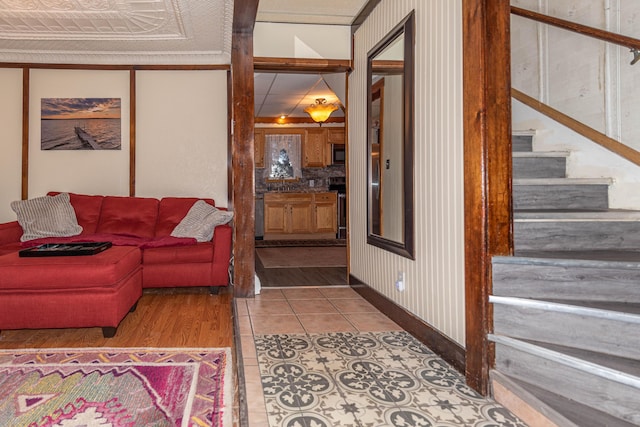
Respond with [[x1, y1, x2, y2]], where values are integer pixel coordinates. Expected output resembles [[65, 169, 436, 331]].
[[264, 192, 337, 239], [254, 129, 265, 168], [327, 128, 346, 144], [303, 129, 326, 167], [264, 193, 313, 235], [313, 192, 338, 233]]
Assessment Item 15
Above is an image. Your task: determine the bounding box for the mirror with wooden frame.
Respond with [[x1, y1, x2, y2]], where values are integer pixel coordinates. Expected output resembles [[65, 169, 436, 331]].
[[367, 11, 415, 259]]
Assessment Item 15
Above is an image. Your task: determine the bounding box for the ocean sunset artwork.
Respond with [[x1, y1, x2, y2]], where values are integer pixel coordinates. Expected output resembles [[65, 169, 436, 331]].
[[41, 98, 122, 150]]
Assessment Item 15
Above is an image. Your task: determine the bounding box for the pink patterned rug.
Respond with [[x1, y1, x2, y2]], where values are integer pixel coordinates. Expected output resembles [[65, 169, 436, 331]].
[[0, 347, 232, 427]]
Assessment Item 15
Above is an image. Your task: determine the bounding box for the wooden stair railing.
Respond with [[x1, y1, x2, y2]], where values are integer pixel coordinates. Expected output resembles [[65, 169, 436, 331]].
[[511, 6, 640, 168], [512, 89, 640, 168], [511, 6, 640, 52]]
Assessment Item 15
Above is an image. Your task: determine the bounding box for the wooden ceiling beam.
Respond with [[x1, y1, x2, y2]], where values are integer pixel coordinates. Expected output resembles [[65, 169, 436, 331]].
[[254, 57, 352, 73], [255, 116, 345, 125]]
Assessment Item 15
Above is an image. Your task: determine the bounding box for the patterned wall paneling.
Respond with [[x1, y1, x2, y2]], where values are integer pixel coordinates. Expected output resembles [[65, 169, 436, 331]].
[[349, 0, 465, 345]]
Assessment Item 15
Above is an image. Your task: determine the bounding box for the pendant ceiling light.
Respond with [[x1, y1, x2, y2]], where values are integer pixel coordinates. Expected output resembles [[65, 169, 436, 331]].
[[304, 98, 338, 125]]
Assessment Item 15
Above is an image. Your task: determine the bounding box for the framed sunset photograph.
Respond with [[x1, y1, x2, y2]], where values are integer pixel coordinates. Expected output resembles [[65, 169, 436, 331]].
[[41, 98, 122, 150]]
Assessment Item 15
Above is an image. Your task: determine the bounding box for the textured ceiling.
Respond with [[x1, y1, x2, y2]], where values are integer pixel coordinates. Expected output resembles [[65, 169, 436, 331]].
[[0, 0, 234, 65], [255, 73, 344, 118], [254, 0, 367, 119], [256, 0, 369, 25], [0, 0, 365, 118], [0, 0, 370, 65]]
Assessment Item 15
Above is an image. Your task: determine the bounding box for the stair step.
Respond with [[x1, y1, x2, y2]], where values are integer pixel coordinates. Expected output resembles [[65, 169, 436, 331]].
[[513, 178, 610, 210], [513, 152, 568, 179], [491, 371, 639, 427], [492, 252, 640, 302], [515, 209, 640, 220], [514, 210, 640, 251], [513, 132, 534, 152], [491, 296, 640, 359], [514, 219, 640, 251], [490, 335, 640, 425]]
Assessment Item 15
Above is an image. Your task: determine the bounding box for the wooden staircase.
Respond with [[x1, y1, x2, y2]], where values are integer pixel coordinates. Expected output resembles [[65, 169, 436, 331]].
[[490, 132, 640, 427]]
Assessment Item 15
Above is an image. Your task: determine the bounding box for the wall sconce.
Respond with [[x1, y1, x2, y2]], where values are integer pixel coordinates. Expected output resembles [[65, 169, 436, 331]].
[[304, 98, 338, 125]]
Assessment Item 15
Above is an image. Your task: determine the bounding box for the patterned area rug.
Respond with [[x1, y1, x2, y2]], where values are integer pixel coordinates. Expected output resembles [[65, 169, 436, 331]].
[[256, 247, 347, 268], [0, 347, 232, 427], [255, 331, 528, 427]]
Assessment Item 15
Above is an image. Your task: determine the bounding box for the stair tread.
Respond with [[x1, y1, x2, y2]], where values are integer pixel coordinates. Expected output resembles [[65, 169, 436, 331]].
[[494, 371, 639, 427], [499, 249, 640, 265], [492, 295, 640, 317], [543, 300, 640, 315], [518, 338, 640, 378], [513, 177, 612, 185], [514, 209, 640, 220], [513, 151, 570, 158]]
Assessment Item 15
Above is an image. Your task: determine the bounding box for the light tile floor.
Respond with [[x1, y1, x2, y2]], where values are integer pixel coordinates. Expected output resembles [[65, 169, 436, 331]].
[[236, 287, 528, 427]]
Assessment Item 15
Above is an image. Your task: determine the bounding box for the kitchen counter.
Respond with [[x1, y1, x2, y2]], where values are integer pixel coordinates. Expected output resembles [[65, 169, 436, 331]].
[[256, 187, 337, 195]]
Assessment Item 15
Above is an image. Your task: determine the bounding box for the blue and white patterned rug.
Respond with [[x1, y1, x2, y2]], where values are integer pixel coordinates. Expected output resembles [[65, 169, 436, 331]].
[[255, 331, 527, 427]]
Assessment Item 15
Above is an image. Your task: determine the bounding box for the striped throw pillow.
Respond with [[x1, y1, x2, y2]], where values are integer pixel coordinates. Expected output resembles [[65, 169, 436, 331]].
[[171, 200, 233, 242], [11, 192, 83, 242]]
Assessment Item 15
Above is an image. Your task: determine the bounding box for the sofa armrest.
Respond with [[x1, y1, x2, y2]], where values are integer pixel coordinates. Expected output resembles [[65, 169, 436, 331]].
[[212, 224, 233, 268], [0, 221, 22, 245]]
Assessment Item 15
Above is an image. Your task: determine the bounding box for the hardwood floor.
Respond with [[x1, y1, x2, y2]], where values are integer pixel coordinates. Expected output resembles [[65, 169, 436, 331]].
[[0, 287, 234, 349]]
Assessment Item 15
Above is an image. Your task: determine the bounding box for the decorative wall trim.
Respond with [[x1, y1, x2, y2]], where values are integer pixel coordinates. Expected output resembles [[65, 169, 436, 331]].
[[349, 274, 466, 373]]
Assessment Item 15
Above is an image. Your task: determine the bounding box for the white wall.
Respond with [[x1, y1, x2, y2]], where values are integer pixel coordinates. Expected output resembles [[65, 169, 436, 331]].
[[0, 68, 230, 224], [136, 70, 229, 206], [511, 0, 640, 209], [513, 98, 640, 209], [511, 0, 640, 147], [0, 68, 23, 222], [350, 0, 465, 345], [29, 69, 131, 198], [254, 22, 351, 59]]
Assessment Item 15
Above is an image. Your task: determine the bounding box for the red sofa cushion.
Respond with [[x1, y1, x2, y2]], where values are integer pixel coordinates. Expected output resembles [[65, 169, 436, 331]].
[[0, 242, 22, 257], [69, 193, 104, 234], [0, 246, 141, 290], [155, 197, 216, 237], [96, 196, 159, 238], [0, 221, 23, 245], [47, 192, 104, 234], [143, 242, 213, 264]]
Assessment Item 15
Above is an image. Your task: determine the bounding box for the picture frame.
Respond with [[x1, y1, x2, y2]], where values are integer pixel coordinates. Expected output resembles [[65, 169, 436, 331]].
[[41, 98, 122, 150]]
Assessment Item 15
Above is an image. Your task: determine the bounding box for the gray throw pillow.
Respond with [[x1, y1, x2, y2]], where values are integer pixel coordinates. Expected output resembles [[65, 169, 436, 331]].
[[11, 192, 83, 242], [171, 200, 234, 242]]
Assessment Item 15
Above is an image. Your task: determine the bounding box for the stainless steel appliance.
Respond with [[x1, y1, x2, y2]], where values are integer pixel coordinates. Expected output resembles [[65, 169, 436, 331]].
[[329, 177, 347, 239], [332, 144, 346, 165]]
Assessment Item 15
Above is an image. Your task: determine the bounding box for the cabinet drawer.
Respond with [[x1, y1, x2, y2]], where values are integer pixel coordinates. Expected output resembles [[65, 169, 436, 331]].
[[314, 193, 337, 202], [265, 193, 312, 203]]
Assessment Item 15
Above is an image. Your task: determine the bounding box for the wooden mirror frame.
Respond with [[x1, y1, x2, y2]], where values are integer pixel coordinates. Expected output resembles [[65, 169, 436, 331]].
[[366, 11, 415, 260]]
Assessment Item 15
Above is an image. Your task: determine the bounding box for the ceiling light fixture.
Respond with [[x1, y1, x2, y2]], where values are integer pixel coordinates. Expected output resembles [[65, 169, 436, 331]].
[[304, 98, 338, 125]]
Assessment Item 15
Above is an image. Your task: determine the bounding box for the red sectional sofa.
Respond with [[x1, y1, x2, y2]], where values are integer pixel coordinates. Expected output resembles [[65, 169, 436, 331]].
[[0, 192, 233, 337]]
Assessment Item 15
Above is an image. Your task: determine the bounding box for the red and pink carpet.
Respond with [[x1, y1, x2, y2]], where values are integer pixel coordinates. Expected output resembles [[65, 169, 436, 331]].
[[0, 347, 232, 427]]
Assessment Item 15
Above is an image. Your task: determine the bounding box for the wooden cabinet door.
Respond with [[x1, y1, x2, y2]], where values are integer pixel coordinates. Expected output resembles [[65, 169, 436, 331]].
[[304, 129, 326, 167], [289, 200, 314, 233], [254, 129, 265, 168], [264, 198, 287, 234], [313, 193, 337, 233], [327, 128, 345, 144]]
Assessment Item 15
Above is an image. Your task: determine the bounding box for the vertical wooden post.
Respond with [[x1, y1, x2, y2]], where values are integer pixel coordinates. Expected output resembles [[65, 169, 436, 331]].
[[21, 67, 29, 200], [129, 68, 136, 196], [462, 0, 513, 394], [231, 0, 259, 298]]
